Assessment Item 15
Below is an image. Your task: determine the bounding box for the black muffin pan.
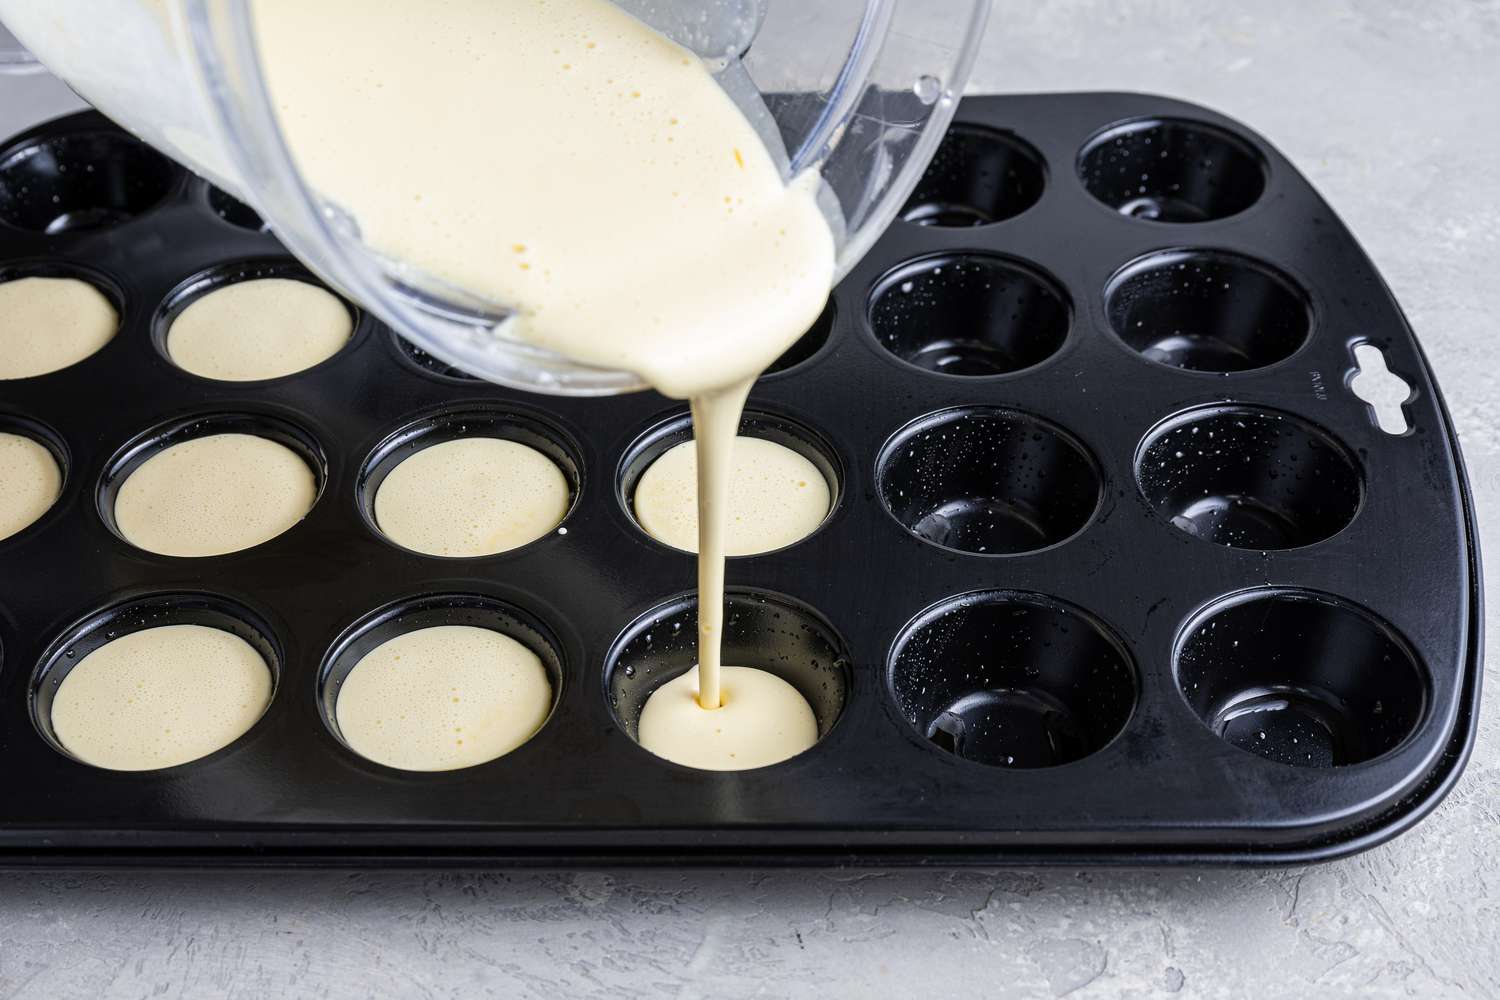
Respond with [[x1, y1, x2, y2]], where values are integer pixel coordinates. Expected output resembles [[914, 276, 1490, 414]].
[[0, 95, 1481, 867]]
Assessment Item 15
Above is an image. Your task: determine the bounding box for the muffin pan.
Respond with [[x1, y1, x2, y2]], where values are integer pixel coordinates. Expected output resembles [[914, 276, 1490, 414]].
[[0, 96, 1480, 866]]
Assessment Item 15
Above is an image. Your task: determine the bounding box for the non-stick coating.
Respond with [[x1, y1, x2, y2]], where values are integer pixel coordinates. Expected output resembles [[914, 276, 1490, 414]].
[[0, 94, 1480, 866]]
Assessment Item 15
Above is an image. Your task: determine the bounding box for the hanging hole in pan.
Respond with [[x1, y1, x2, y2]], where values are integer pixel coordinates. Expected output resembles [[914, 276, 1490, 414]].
[[1349, 344, 1412, 435]]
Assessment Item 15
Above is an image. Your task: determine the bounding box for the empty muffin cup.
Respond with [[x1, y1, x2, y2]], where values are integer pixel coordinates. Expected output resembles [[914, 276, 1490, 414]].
[[901, 124, 1046, 227], [1106, 249, 1311, 373], [619, 409, 840, 556], [100, 412, 326, 558], [890, 591, 1136, 768], [1176, 590, 1427, 767], [0, 130, 177, 233], [764, 299, 835, 376], [319, 594, 564, 772], [605, 590, 850, 752], [392, 332, 483, 382], [206, 185, 268, 231], [869, 254, 1070, 376], [359, 406, 581, 558], [1137, 405, 1362, 550], [1079, 117, 1265, 223], [878, 407, 1101, 555], [31, 592, 280, 771]]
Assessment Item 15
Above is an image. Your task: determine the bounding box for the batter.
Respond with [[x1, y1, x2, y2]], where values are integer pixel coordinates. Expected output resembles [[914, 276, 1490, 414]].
[[50, 623, 273, 771], [166, 277, 352, 381], [373, 437, 569, 557], [0, 431, 62, 541], [253, 0, 837, 767], [114, 432, 316, 557], [635, 435, 831, 555], [253, 0, 833, 399], [637, 665, 818, 771], [335, 625, 552, 771], [0, 276, 117, 379]]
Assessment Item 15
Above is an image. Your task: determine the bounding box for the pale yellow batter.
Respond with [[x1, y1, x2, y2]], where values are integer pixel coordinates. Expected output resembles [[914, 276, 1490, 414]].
[[637, 665, 818, 771], [254, 0, 834, 400], [335, 625, 552, 771], [373, 438, 569, 557], [114, 432, 316, 557], [635, 436, 831, 555], [255, 0, 835, 751], [166, 277, 352, 381], [50, 623, 272, 771], [0, 276, 117, 379], [0, 431, 61, 541]]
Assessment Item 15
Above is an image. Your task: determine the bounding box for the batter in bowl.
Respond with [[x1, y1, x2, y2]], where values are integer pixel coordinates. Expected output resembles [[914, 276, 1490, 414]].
[[254, 0, 837, 769], [335, 625, 552, 771], [50, 623, 273, 771], [0, 431, 62, 541], [166, 277, 352, 381], [113, 432, 317, 557], [373, 437, 569, 557], [0, 276, 117, 379]]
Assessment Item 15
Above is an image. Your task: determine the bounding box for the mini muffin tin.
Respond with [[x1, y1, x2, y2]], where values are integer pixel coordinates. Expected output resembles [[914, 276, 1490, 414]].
[[0, 95, 1481, 867]]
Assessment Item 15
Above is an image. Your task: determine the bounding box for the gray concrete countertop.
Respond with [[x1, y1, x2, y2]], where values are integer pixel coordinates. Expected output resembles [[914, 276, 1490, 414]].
[[0, 2, 1496, 997]]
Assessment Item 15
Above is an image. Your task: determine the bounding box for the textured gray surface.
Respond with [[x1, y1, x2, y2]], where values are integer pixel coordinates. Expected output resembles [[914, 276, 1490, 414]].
[[1, 2, 1497, 997]]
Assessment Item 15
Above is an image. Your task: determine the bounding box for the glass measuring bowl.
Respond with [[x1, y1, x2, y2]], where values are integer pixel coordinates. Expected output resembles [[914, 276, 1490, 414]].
[[0, 1, 991, 394]]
